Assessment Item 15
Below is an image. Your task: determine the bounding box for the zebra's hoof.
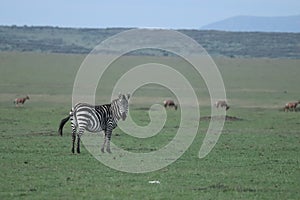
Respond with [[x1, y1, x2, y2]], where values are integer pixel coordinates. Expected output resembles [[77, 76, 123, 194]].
[[101, 148, 105, 153], [106, 148, 111, 154]]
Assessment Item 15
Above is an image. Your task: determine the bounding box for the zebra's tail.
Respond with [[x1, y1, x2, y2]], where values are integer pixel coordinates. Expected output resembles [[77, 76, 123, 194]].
[[58, 115, 70, 136]]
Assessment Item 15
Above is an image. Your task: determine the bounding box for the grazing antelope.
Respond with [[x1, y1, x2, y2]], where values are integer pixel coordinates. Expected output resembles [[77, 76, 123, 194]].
[[215, 100, 230, 110], [163, 100, 177, 110], [14, 96, 30, 107], [284, 101, 300, 112]]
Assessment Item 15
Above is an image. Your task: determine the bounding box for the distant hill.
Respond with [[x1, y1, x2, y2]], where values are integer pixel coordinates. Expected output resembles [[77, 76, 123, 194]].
[[0, 25, 300, 58], [201, 15, 300, 33]]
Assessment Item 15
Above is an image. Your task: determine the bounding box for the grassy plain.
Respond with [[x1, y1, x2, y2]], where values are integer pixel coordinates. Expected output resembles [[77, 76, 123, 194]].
[[0, 52, 299, 199]]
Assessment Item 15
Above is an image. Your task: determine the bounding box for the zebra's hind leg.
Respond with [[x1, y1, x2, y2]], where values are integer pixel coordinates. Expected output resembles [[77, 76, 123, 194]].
[[77, 136, 81, 154], [76, 128, 84, 154], [72, 133, 75, 154], [71, 126, 76, 154]]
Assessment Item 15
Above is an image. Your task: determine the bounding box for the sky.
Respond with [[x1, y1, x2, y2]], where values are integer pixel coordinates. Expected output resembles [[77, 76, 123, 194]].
[[0, 0, 299, 29]]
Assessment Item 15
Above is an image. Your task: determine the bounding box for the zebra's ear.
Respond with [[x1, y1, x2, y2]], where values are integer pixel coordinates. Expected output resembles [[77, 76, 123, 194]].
[[127, 93, 130, 100], [118, 93, 122, 99]]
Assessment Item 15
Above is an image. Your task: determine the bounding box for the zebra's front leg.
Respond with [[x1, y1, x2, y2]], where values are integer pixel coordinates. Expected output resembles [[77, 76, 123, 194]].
[[106, 130, 112, 153], [101, 131, 107, 153]]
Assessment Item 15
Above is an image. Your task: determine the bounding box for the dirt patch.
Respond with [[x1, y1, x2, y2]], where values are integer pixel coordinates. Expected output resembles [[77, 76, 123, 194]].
[[192, 183, 259, 193], [133, 107, 150, 111], [200, 115, 243, 121], [27, 130, 57, 136], [123, 147, 157, 152]]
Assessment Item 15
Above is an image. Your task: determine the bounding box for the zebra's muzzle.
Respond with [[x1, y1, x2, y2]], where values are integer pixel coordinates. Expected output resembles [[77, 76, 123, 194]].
[[121, 113, 127, 121]]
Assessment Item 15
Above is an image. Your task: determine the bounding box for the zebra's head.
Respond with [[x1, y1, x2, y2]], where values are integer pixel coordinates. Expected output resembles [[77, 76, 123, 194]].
[[117, 93, 130, 121]]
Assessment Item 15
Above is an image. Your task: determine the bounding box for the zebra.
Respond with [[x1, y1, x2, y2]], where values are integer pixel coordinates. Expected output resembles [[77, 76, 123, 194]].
[[58, 93, 130, 154]]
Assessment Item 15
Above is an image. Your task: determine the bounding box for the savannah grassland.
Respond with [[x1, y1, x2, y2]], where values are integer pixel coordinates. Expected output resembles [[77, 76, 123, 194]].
[[0, 52, 299, 199]]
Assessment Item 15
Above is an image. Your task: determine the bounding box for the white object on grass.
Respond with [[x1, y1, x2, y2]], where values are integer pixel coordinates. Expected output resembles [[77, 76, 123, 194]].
[[148, 180, 160, 184]]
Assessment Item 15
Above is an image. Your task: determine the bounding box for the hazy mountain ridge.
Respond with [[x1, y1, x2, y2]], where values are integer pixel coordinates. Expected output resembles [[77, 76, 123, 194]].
[[201, 15, 300, 33]]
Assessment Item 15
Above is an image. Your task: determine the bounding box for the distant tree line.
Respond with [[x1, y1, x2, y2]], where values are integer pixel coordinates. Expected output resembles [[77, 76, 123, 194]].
[[0, 25, 299, 58]]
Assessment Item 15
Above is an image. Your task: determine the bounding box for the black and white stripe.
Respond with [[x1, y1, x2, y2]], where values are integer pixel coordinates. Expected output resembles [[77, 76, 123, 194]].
[[59, 93, 130, 153]]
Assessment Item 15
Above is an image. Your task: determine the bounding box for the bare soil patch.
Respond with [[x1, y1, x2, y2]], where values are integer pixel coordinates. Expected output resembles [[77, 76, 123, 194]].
[[200, 115, 243, 121]]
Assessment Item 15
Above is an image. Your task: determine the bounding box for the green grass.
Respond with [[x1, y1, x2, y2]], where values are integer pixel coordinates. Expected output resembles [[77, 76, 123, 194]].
[[0, 52, 299, 199]]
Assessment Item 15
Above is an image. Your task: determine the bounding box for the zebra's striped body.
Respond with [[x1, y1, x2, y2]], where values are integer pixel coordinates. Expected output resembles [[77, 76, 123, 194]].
[[59, 93, 130, 154]]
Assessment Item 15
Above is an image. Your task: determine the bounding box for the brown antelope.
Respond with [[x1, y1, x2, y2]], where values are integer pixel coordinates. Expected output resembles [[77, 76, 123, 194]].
[[14, 96, 30, 107], [163, 100, 177, 110], [284, 101, 300, 112], [215, 100, 230, 110]]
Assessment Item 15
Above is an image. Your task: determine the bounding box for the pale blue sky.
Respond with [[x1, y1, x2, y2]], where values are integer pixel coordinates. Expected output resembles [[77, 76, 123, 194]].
[[0, 0, 299, 28]]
